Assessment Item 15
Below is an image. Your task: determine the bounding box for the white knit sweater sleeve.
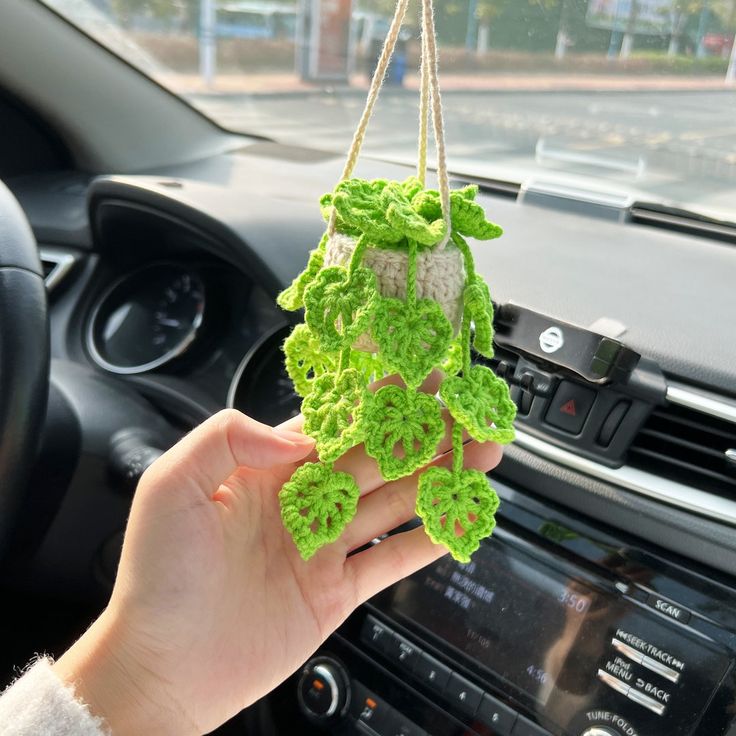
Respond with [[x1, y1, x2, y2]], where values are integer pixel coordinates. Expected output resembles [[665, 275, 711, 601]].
[[0, 659, 109, 736]]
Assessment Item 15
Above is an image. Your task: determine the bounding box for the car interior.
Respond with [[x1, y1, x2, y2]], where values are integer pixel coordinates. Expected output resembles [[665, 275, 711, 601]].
[[1, 1, 736, 735]]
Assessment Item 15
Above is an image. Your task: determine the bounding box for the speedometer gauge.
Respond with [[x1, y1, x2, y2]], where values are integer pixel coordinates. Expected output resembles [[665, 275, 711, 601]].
[[88, 263, 205, 374]]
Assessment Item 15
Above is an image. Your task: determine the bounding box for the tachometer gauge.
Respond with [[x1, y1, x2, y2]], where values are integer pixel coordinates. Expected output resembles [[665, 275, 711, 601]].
[[228, 326, 300, 425], [88, 263, 205, 374]]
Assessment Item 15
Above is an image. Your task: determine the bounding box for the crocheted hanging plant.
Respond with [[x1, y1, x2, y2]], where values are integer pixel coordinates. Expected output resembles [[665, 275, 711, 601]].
[[277, 0, 515, 563], [277, 176, 516, 563]]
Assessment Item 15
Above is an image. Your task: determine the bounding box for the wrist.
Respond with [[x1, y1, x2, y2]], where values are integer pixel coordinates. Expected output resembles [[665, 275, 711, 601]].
[[53, 609, 195, 736]]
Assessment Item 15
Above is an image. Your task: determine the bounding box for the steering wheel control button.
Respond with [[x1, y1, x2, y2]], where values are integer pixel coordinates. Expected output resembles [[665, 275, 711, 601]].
[[545, 380, 596, 434], [478, 692, 517, 735], [414, 652, 451, 695], [597, 400, 630, 446], [597, 669, 631, 697], [386, 634, 420, 673], [645, 594, 691, 625], [444, 672, 482, 717], [109, 430, 165, 493], [511, 715, 552, 735], [297, 658, 348, 721], [361, 614, 394, 656]]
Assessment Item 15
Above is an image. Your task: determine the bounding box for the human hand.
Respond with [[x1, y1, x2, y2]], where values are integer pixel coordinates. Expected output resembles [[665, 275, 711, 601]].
[[53, 375, 503, 735]]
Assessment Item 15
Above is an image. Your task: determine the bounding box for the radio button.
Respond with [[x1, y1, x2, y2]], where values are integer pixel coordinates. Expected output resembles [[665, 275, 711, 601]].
[[445, 672, 483, 717], [611, 638, 680, 683], [645, 594, 691, 625], [361, 615, 393, 656], [613, 629, 685, 675], [386, 634, 420, 673], [625, 687, 666, 716], [597, 669, 630, 697], [611, 639, 644, 665], [639, 655, 680, 683], [477, 693, 517, 735], [414, 653, 451, 695]]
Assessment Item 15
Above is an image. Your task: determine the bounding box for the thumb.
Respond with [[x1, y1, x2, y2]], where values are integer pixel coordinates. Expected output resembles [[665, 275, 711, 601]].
[[144, 410, 314, 496]]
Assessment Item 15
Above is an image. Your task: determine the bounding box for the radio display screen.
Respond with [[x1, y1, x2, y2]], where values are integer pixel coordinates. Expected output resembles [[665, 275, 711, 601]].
[[386, 537, 618, 705]]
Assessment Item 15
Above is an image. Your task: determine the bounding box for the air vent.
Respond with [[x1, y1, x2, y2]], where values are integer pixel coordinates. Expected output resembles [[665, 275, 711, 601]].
[[39, 247, 77, 292], [628, 400, 736, 500]]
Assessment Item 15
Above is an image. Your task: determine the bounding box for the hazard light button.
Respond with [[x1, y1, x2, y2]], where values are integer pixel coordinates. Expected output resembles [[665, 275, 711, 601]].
[[545, 380, 596, 435]]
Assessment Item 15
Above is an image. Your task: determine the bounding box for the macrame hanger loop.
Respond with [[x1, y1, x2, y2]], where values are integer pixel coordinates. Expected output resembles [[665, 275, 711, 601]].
[[419, 0, 451, 250], [328, 0, 452, 251], [327, 0, 411, 237]]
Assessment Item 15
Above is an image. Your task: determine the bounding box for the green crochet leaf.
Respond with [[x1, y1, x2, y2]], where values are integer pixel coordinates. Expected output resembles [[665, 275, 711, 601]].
[[412, 185, 503, 241], [416, 466, 500, 563], [451, 187, 503, 241], [319, 193, 362, 238], [324, 177, 452, 249], [440, 364, 516, 444], [372, 297, 453, 388], [401, 176, 425, 200], [464, 276, 494, 358], [277, 240, 326, 312], [411, 188, 447, 222], [384, 181, 447, 247], [279, 462, 360, 560], [283, 324, 336, 398], [362, 384, 445, 481], [303, 369, 367, 463], [331, 179, 405, 245], [304, 266, 379, 352]]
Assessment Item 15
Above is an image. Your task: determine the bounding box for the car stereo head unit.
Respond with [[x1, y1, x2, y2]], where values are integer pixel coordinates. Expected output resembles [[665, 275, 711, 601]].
[[294, 488, 736, 736], [369, 533, 730, 736]]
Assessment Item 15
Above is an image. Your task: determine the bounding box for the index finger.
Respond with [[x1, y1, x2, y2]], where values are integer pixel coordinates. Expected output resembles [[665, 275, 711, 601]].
[[145, 409, 314, 498]]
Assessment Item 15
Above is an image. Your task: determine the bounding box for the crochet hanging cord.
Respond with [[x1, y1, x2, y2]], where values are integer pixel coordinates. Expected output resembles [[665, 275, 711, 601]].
[[277, 0, 516, 563]]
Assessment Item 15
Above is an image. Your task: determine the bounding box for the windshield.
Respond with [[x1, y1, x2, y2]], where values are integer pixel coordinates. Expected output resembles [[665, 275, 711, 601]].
[[41, 0, 736, 222]]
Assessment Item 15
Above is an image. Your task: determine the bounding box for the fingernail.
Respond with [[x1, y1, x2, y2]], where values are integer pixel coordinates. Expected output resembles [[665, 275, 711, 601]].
[[274, 427, 315, 446]]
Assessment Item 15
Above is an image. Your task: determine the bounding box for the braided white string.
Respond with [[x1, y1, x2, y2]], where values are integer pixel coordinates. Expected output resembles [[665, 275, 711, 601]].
[[327, 0, 451, 251], [328, 0, 410, 236], [422, 0, 452, 250], [417, 11, 430, 186]]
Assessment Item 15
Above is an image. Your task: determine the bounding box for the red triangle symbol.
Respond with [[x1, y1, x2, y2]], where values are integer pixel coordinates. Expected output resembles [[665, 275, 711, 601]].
[[560, 399, 577, 416]]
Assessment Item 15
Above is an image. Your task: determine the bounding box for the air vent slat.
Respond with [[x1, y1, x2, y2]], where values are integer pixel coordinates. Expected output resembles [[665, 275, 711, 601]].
[[629, 447, 736, 488], [647, 410, 736, 444], [636, 427, 729, 462], [629, 391, 736, 501]]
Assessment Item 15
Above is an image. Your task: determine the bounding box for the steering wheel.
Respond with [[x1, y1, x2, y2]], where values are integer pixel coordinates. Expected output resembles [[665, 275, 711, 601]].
[[0, 180, 49, 557]]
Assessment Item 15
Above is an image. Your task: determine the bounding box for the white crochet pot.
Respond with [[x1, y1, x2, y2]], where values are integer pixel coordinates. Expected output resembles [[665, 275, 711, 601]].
[[324, 233, 465, 352]]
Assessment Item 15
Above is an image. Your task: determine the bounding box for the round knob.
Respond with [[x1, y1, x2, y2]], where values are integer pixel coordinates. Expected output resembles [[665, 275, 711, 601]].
[[581, 728, 619, 736], [297, 657, 349, 721]]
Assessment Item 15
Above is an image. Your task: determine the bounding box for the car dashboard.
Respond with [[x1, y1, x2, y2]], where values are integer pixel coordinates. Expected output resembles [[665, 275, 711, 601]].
[[5, 139, 736, 736]]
